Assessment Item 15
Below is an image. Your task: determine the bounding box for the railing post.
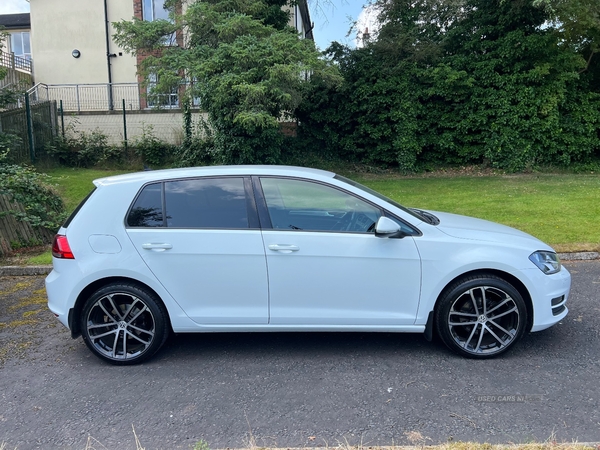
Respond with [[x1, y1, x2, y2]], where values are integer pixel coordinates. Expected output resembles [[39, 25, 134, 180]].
[[25, 93, 35, 164], [107, 83, 114, 111], [122, 99, 128, 150], [60, 100, 65, 137], [76, 84, 81, 113]]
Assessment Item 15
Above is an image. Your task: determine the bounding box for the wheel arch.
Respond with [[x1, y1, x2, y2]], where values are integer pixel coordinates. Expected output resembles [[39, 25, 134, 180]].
[[69, 276, 171, 338], [431, 269, 534, 333]]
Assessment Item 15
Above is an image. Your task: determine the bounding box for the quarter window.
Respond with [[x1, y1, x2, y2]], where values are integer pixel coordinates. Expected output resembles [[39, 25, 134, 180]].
[[127, 183, 164, 227], [260, 178, 381, 232]]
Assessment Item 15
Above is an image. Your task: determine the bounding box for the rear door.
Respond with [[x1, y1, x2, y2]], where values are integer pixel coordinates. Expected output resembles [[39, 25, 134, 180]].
[[126, 177, 269, 324]]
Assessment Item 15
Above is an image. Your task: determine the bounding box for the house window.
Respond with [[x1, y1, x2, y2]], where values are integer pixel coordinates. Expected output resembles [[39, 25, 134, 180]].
[[147, 73, 179, 108], [10, 32, 31, 60], [142, 0, 176, 44], [143, 0, 170, 21]]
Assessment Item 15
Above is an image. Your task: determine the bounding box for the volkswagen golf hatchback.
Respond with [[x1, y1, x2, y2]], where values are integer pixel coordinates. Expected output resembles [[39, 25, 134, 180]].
[[46, 166, 571, 364]]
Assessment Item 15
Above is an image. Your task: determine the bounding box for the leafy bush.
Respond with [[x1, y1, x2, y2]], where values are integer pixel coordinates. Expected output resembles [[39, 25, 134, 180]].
[[175, 116, 217, 167], [132, 124, 175, 167], [46, 125, 122, 168], [297, 0, 600, 173], [0, 150, 66, 230], [0, 132, 21, 161]]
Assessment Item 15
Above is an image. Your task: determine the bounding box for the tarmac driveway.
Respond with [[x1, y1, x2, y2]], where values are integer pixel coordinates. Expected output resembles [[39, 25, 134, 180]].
[[1, 261, 599, 449]]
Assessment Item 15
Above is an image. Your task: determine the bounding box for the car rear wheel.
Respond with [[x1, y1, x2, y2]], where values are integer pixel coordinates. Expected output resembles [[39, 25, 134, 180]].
[[81, 283, 169, 365], [435, 275, 528, 358]]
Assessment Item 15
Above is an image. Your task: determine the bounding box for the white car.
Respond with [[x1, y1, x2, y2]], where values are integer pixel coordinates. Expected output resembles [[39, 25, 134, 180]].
[[46, 166, 570, 364]]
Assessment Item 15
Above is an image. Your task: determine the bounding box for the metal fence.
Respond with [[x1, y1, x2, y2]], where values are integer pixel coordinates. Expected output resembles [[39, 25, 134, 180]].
[[29, 83, 142, 112], [28, 82, 193, 112], [0, 99, 58, 164]]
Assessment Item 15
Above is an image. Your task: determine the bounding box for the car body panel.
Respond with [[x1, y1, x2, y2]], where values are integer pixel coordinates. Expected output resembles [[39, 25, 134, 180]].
[[127, 228, 269, 324], [262, 230, 421, 325], [46, 165, 570, 344]]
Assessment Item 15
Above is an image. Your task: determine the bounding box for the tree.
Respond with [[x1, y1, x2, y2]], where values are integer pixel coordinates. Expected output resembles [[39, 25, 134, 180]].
[[113, 0, 340, 164], [299, 0, 600, 172], [298, 0, 466, 171], [433, 0, 600, 169]]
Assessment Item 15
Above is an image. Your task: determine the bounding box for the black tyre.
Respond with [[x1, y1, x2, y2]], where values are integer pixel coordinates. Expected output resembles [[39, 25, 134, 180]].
[[435, 275, 528, 358], [81, 283, 169, 365]]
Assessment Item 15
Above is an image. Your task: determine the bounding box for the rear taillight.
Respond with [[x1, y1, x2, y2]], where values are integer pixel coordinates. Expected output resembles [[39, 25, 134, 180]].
[[52, 235, 75, 259]]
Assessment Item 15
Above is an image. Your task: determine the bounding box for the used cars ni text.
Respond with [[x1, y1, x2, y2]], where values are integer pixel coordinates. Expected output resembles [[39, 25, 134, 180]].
[[46, 166, 570, 364]]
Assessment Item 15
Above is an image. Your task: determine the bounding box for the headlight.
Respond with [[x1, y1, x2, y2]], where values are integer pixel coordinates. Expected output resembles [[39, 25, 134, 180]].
[[529, 251, 561, 274]]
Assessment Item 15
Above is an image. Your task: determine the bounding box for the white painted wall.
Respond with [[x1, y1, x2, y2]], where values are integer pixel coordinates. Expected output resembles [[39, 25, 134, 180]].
[[29, 0, 138, 85]]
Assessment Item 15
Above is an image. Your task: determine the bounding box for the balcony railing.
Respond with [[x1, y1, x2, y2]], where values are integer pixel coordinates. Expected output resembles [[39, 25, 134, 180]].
[[0, 51, 32, 73], [27, 82, 195, 112]]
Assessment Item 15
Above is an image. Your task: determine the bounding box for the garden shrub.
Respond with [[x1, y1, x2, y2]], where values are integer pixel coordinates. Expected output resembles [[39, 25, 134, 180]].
[[0, 150, 66, 231], [46, 125, 121, 168], [132, 124, 175, 167]]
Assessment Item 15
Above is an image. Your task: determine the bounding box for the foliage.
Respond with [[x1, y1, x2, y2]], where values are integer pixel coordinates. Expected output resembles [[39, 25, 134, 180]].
[[0, 150, 66, 230], [113, 0, 340, 165], [0, 133, 21, 156], [132, 124, 176, 167], [297, 0, 600, 172], [0, 33, 65, 232], [0, 31, 26, 161], [426, 0, 600, 170], [175, 114, 217, 167], [45, 124, 122, 168]]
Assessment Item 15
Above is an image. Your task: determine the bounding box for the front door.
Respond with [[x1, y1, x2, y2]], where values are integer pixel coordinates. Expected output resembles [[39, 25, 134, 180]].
[[258, 177, 422, 326]]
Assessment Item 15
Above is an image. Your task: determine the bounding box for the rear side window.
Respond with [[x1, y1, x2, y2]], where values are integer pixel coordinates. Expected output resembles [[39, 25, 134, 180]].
[[127, 178, 250, 229], [165, 178, 248, 228], [127, 183, 164, 227]]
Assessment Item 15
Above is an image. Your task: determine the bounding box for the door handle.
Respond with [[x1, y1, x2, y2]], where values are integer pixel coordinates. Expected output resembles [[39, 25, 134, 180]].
[[142, 243, 173, 252], [268, 244, 299, 253]]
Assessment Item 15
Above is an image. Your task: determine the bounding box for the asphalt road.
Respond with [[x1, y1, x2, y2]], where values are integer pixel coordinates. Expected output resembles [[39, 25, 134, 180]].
[[1, 261, 599, 449]]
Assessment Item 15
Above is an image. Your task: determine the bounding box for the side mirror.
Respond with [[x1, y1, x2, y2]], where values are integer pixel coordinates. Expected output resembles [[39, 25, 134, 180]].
[[374, 216, 407, 239]]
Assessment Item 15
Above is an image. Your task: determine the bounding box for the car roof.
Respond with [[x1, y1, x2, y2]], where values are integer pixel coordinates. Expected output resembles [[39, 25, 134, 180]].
[[93, 165, 337, 187]]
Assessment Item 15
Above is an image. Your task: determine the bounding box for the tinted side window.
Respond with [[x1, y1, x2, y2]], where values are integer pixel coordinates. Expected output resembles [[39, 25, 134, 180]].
[[165, 178, 249, 228], [127, 183, 164, 227]]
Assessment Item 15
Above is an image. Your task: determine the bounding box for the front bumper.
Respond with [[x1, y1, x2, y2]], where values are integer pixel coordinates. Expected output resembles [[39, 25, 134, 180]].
[[526, 265, 571, 332]]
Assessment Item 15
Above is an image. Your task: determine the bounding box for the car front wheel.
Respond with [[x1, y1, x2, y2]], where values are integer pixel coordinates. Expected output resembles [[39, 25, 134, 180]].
[[81, 283, 169, 365], [435, 275, 528, 358]]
